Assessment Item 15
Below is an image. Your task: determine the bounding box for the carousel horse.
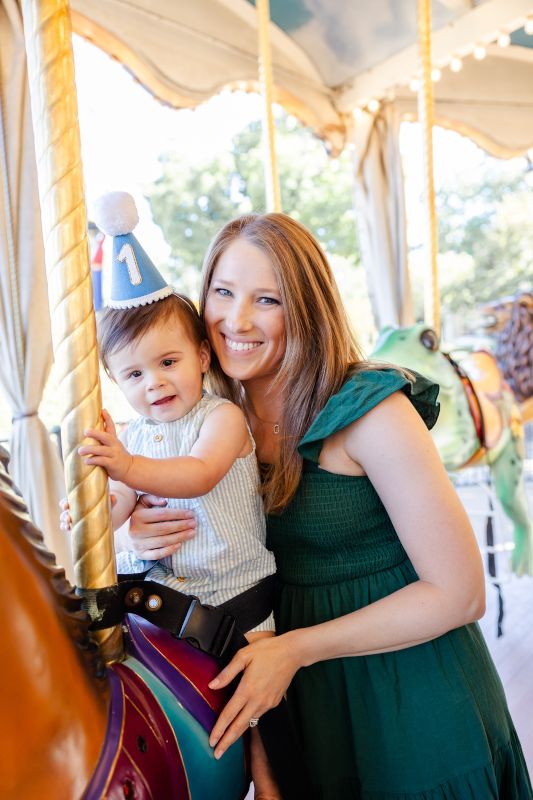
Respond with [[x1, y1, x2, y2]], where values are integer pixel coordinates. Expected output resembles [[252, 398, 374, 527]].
[[0, 449, 248, 800], [372, 323, 533, 577], [480, 292, 533, 423]]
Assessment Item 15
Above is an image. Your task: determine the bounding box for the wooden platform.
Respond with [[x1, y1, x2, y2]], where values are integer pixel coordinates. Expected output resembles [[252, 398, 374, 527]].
[[479, 573, 533, 771], [458, 473, 533, 773]]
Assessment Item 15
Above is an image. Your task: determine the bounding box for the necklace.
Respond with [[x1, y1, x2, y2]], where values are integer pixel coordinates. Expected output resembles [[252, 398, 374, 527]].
[[247, 406, 280, 435]]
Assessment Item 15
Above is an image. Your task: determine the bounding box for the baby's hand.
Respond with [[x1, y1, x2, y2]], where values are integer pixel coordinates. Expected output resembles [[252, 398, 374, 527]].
[[78, 409, 134, 483]]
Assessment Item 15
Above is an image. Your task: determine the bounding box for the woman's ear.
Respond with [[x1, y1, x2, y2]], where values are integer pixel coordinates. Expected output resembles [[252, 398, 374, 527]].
[[199, 340, 211, 373]]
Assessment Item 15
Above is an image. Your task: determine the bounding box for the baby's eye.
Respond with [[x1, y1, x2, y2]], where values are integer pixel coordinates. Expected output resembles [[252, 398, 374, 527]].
[[162, 358, 176, 367], [128, 370, 142, 379]]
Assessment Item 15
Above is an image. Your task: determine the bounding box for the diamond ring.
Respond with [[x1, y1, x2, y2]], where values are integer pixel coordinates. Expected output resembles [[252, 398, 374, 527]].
[[249, 717, 260, 728]]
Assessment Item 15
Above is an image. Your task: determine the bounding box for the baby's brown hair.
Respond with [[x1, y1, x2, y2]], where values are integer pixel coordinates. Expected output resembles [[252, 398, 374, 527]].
[[98, 293, 206, 376]]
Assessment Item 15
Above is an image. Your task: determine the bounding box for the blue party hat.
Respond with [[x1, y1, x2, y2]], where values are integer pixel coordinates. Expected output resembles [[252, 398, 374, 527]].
[[92, 192, 173, 309]]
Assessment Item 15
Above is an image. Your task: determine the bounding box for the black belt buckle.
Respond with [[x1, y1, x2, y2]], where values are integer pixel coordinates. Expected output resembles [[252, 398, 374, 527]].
[[177, 598, 236, 658]]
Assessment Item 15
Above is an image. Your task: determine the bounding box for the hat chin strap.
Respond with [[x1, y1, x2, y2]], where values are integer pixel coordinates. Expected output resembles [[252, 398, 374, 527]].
[[108, 284, 174, 309]]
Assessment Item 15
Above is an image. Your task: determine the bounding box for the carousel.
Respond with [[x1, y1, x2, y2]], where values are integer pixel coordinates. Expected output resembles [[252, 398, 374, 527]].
[[1, 0, 533, 797]]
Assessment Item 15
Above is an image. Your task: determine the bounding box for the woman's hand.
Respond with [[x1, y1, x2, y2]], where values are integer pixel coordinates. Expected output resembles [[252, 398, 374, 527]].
[[125, 495, 197, 560], [208, 633, 302, 759], [59, 494, 117, 530]]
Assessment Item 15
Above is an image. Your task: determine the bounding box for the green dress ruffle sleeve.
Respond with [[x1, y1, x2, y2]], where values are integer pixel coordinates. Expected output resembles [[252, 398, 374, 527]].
[[266, 368, 532, 799], [298, 367, 440, 463]]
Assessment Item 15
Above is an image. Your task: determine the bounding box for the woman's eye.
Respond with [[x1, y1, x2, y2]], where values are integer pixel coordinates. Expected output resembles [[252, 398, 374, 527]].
[[258, 296, 280, 306], [214, 287, 232, 297]]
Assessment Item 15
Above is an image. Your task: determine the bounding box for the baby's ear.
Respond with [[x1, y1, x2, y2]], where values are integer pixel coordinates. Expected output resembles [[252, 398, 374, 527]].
[[199, 339, 211, 373]]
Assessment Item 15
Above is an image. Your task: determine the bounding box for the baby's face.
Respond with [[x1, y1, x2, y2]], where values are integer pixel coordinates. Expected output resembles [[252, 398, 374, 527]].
[[108, 317, 210, 422]]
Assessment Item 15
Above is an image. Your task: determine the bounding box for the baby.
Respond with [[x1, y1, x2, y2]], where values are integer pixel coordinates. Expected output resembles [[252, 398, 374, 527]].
[[84, 292, 275, 629], [63, 192, 278, 797]]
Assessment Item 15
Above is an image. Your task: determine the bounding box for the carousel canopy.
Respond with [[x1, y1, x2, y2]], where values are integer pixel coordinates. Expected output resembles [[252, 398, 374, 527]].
[[70, 0, 533, 156]]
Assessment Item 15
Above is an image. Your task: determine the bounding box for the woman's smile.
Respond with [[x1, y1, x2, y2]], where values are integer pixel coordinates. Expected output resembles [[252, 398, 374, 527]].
[[222, 334, 263, 353]]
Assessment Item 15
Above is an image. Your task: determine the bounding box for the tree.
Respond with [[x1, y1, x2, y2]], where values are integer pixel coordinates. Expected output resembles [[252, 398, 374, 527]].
[[147, 111, 360, 296], [435, 162, 533, 313]]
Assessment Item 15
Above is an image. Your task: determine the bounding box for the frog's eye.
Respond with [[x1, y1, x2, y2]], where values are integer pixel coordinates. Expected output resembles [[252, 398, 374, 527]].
[[420, 328, 439, 351]]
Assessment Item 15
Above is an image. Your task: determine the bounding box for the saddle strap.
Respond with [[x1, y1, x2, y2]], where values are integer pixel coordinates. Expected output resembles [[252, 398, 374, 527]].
[[442, 351, 486, 448]]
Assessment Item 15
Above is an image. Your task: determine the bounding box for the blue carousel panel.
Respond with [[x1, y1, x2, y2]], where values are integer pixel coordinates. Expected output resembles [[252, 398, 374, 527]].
[[126, 658, 248, 800]]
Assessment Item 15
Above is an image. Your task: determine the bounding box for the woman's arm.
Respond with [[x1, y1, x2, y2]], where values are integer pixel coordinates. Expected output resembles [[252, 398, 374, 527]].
[[208, 391, 485, 756], [79, 405, 250, 498]]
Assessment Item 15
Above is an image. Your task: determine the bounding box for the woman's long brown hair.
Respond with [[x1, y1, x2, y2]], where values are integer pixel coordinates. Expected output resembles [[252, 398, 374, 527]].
[[199, 213, 369, 514]]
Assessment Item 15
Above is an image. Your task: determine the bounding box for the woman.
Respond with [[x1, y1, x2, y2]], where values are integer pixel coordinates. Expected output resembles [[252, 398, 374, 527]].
[[127, 213, 532, 798]]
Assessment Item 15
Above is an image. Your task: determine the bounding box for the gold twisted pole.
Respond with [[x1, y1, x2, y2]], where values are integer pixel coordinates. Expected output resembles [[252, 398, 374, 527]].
[[256, 0, 281, 212], [417, 0, 440, 335], [20, 0, 122, 662]]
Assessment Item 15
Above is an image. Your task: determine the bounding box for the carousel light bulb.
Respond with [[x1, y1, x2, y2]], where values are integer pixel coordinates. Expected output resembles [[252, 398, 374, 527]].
[[497, 32, 511, 47], [525, 17, 533, 35], [352, 106, 364, 121], [473, 44, 487, 60], [450, 56, 463, 72], [367, 98, 380, 113], [431, 67, 442, 82], [409, 77, 420, 92]]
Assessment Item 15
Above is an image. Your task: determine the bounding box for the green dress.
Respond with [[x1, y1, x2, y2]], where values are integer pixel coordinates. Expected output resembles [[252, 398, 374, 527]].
[[266, 369, 532, 799]]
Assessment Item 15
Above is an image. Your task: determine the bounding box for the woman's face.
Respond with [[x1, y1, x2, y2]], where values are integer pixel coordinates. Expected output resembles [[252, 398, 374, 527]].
[[204, 238, 286, 385]]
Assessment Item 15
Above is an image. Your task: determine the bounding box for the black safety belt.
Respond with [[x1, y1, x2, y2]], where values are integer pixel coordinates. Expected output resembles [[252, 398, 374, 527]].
[[83, 575, 312, 798], [86, 573, 274, 659]]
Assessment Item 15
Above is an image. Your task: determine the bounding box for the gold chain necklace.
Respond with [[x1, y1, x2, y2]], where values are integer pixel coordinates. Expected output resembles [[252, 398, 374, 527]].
[[247, 406, 280, 435]]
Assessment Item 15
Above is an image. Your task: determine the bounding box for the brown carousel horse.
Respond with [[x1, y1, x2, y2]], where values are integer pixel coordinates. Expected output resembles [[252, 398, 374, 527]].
[[0, 447, 249, 800]]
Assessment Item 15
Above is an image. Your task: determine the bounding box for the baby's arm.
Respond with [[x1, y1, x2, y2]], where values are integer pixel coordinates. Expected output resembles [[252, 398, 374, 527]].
[[108, 477, 137, 531], [79, 404, 251, 499]]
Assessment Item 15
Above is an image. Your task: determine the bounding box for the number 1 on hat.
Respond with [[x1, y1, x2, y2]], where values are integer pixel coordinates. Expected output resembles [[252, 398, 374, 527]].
[[117, 242, 142, 286]]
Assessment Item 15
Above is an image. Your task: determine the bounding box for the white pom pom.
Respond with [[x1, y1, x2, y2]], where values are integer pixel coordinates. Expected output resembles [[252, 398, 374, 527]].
[[92, 192, 139, 236]]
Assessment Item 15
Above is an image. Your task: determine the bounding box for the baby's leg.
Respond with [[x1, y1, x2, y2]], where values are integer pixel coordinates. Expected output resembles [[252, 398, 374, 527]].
[[244, 631, 281, 800]]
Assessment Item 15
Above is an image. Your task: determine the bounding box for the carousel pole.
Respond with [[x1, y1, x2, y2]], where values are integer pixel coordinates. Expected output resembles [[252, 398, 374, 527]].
[[256, 0, 281, 212], [20, 0, 122, 662], [417, 0, 440, 335]]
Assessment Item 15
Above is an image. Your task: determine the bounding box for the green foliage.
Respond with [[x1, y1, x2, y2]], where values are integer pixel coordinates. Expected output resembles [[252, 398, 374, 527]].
[[147, 112, 360, 292], [436, 162, 533, 312]]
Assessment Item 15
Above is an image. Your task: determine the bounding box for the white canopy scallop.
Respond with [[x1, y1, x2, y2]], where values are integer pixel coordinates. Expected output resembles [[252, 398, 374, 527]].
[[70, 0, 533, 157]]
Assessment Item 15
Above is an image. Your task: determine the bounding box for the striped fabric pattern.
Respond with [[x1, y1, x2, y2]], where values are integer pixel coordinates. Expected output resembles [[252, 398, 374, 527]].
[[116, 393, 276, 632]]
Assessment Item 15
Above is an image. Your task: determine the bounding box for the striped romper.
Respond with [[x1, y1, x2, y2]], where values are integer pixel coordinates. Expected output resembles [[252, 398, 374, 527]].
[[116, 392, 276, 632]]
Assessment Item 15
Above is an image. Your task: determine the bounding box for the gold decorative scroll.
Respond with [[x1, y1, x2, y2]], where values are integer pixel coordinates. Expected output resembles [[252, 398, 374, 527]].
[[256, 0, 281, 212], [20, 0, 122, 662], [417, 0, 440, 335]]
